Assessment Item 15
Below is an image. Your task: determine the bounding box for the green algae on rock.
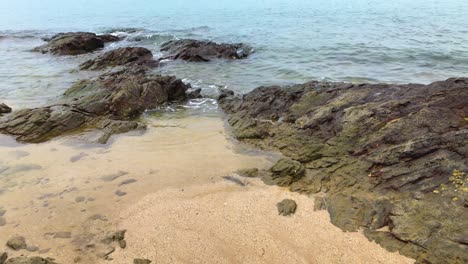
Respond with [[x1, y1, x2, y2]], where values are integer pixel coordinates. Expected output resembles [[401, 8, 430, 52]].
[[79, 47, 158, 70], [219, 77, 468, 263], [0, 68, 191, 143]]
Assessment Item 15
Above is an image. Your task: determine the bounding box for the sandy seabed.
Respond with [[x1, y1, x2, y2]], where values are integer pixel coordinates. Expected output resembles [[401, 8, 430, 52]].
[[0, 115, 413, 264]]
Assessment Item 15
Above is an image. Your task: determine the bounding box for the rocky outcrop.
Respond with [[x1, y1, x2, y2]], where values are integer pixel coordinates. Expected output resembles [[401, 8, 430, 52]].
[[0, 103, 11, 114], [160, 39, 252, 62], [220, 78, 468, 263], [33, 32, 120, 55], [80, 47, 158, 70], [0, 68, 190, 143]]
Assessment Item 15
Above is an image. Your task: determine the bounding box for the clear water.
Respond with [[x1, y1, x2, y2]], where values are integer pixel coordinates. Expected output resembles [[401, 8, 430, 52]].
[[1, 0, 468, 109]]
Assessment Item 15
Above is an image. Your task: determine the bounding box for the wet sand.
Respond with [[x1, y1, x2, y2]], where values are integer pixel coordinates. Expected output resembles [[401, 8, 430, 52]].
[[0, 115, 413, 263]]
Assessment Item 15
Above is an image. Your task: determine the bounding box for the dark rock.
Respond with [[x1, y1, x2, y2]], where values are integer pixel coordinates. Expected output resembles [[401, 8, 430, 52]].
[[0, 252, 7, 264], [0, 103, 12, 114], [33, 32, 120, 55], [219, 77, 468, 263], [118, 179, 137, 186], [0, 69, 191, 143], [5, 257, 58, 264], [276, 199, 297, 216], [160, 39, 252, 62], [79, 47, 158, 70], [118, 240, 126, 249], [235, 168, 259, 178], [74, 196, 85, 203], [115, 190, 127, 197], [134, 259, 152, 264], [6, 236, 27, 250], [262, 158, 305, 186]]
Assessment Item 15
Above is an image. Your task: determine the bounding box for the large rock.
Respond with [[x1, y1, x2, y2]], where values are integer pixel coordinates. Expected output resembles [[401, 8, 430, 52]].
[[6, 236, 27, 250], [219, 77, 468, 263], [0, 103, 11, 114], [33, 32, 120, 55], [160, 39, 252, 62], [0, 68, 190, 143], [80, 47, 158, 70]]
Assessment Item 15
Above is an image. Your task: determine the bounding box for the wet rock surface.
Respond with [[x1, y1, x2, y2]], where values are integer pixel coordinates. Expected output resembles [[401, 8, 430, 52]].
[[0, 68, 191, 143], [33, 32, 120, 55], [0, 103, 12, 114], [219, 77, 468, 263], [160, 39, 252, 62], [79, 47, 158, 70], [276, 199, 297, 216]]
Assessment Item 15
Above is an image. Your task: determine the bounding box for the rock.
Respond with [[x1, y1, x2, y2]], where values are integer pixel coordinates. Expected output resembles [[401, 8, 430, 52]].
[[262, 158, 305, 186], [219, 77, 468, 263], [95, 246, 115, 259], [0, 252, 7, 264], [53, 232, 71, 239], [33, 32, 120, 55], [6, 236, 27, 250], [235, 168, 259, 178], [5, 257, 58, 264], [160, 39, 252, 62], [118, 179, 137, 186], [0, 208, 6, 216], [0, 103, 11, 114], [26, 245, 39, 252], [74, 196, 85, 203], [0, 69, 191, 143], [118, 240, 126, 249], [276, 199, 297, 216], [115, 190, 127, 197], [100, 171, 128, 182], [0, 216, 6, 226], [134, 259, 152, 264], [79, 47, 158, 70]]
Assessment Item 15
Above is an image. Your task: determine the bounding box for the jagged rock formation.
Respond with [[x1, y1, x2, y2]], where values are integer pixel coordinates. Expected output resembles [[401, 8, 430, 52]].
[[220, 78, 468, 264], [33, 32, 120, 55], [80, 47, 158, 70], [0, 68, 190, 143], [160, 39, 252, 62]]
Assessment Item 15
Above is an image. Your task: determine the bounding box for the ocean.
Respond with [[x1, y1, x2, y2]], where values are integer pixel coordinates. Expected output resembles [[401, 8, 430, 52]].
[[1, 0, 467, 109]]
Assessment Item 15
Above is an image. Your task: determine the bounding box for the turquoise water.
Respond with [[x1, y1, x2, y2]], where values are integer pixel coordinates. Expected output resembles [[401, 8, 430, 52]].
[[1, 0, 468, 109]]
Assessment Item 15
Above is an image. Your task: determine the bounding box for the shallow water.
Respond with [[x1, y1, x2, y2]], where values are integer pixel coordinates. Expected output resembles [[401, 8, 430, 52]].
[[0, 115, 277, 262], [1, 0, 468, 109]]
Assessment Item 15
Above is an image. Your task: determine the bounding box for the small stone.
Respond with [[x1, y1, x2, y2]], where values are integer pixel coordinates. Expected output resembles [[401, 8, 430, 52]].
[[75, 196, 85, 203], [6, 236, 27, 250], [118, 179, 137, 186], [276, 199, 297, 216], [236, 168, 259, 178], [115, 190, 127, 197], [38, 248, 51, 254], [0, 216, 6, 226], [134, 259, 152, 264], [0, 252, 7, 264], [26, 245, 39, 252], [54, 231, 71, 238], [118, 240, 126, 249]]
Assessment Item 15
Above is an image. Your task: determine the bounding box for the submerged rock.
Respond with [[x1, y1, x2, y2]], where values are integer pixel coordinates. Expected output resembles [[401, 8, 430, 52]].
[[79, 47, 158, 70], [33, 32, 120, 55], [0, 68, 191, 143], [160, 39, 252, 62], [6, 236, 27, 251], [276, 199, 297, 216], [5, 257, 58, 264], [134, 259, 152, 264], [219, 77, 468, 263], [0, 103, 11, 114]]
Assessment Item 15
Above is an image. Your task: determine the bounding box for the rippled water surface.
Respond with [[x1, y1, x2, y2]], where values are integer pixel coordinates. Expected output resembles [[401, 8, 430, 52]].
[[1, 0, 468, 109]]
